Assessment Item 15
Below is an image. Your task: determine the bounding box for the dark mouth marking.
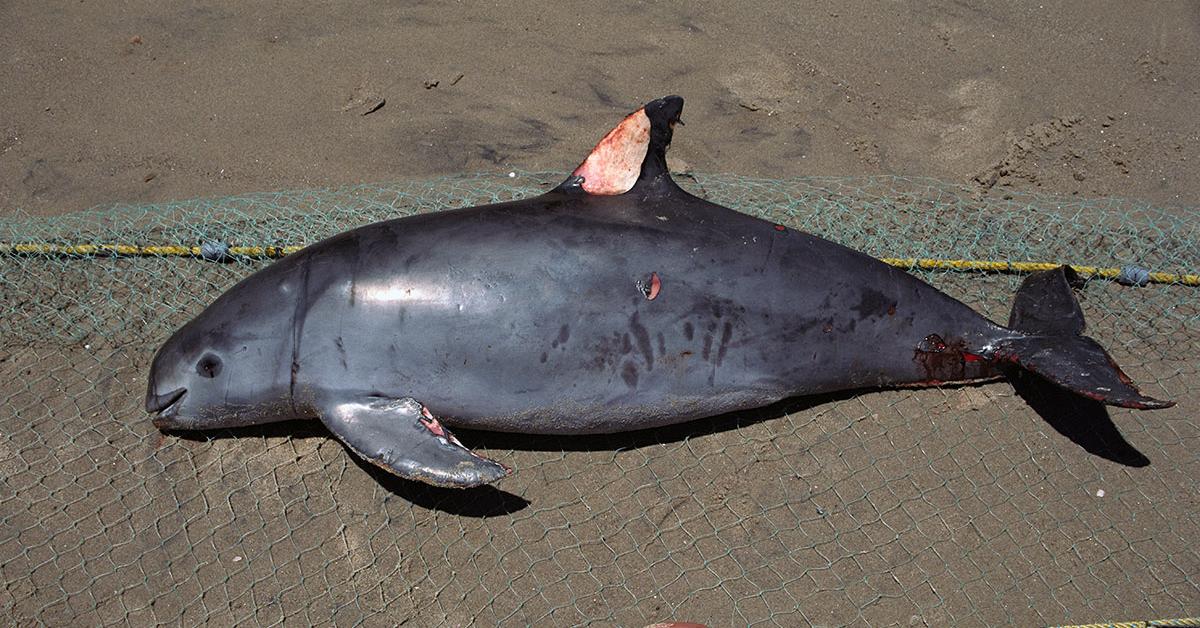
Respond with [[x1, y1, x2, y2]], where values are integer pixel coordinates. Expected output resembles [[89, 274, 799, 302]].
[[147, 387, 187, 414]]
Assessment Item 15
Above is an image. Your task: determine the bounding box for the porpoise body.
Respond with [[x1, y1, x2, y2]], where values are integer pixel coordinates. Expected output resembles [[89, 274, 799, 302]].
[[148, 96, 1170, 487]]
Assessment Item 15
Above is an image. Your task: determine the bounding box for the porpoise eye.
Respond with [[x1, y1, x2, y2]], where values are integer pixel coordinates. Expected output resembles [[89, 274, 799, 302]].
[[196, 353, 223, 378]]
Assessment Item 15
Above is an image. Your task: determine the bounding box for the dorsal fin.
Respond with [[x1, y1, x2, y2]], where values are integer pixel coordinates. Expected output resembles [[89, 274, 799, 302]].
[[565, 96, 684, 195]]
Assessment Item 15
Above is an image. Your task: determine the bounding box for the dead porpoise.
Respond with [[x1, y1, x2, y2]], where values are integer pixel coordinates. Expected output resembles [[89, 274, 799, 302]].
[[147, 96, 1171, 488]]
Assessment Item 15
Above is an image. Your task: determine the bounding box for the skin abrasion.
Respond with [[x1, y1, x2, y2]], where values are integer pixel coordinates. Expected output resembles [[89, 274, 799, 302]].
[[419, 405, 463, 446], [418, 404, 506, 473], [571, 108, 651, 195], [638, 271, 661, 300]]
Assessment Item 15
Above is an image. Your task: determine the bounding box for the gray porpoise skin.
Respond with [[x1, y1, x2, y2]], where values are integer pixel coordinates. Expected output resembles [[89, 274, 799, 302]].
[[147, 96, 1168, 488]]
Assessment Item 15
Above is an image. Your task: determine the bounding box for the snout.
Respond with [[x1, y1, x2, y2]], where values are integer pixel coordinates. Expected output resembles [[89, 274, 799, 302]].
[[146, 387, 187, 427]]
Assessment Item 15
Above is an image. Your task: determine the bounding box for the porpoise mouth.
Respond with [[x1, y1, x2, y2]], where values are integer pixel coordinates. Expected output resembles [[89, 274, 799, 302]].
[[147, 387, 187, 426]]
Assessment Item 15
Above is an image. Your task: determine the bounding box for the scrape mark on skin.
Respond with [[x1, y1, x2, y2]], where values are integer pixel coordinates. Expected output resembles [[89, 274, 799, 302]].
[[348, 235, 363, 308], [683, 322, 694, 340], [716, 321, 733, 366], [702, 333, 713, 361], [288, 260, 313, 414], [335, 336, 347, 369], [591, 332, 627, 370], [656, 332, 666, 356], [760, 234, 776, 273], [630, 312, 654, 370], [621, 361, 639, 388], [552, 324, 570, 349]]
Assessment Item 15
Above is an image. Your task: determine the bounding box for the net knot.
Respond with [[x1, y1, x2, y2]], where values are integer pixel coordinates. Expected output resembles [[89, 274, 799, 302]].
[[1117, 264, 1151, 287], [200, 240, 231, 262]]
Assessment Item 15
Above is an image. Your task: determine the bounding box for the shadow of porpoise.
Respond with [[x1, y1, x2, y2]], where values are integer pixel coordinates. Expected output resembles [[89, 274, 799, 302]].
[[161, 373, 1149, 518], [457, 389, 862, 454], [171, 420, 531, 517], [1006, 367, 1150, 467]]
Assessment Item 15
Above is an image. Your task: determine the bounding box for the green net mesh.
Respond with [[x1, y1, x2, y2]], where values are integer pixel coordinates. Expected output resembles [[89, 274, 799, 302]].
[[1, 172, 1196, 625]]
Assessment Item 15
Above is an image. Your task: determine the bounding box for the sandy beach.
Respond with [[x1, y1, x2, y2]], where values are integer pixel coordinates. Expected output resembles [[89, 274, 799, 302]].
[[2, 2, 1196, 215], [1, 2, 1197, 626]]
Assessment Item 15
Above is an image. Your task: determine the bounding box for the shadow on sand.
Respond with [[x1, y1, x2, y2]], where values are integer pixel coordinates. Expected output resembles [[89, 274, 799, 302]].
[[1006, 367, 1150, 467], [173, 420, 530, 517], [167, 392, 854, 517], [168, 377, 1149, 516]]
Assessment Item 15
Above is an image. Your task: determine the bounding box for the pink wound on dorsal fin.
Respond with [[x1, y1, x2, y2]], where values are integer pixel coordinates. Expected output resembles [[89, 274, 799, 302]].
[[571, 108, 651, 195]]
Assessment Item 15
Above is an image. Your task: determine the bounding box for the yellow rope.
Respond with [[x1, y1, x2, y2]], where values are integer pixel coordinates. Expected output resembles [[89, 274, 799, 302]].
[[1050, 618, 1200, 628], [1, 243, 304, 258], [879, 257, 1200, 286], [1, 243, 1197, 286]]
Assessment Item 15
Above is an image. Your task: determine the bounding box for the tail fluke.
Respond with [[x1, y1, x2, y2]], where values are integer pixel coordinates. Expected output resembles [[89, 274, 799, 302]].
[[996, 266, 1173, 410]]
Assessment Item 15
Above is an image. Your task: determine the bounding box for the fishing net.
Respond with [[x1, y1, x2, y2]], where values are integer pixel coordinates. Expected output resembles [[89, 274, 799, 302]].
[[1, 172, 1196, 626]]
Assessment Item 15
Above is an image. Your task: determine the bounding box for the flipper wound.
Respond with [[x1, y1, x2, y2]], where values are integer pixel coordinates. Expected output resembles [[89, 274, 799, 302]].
[[319, 397, 510, 488]]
